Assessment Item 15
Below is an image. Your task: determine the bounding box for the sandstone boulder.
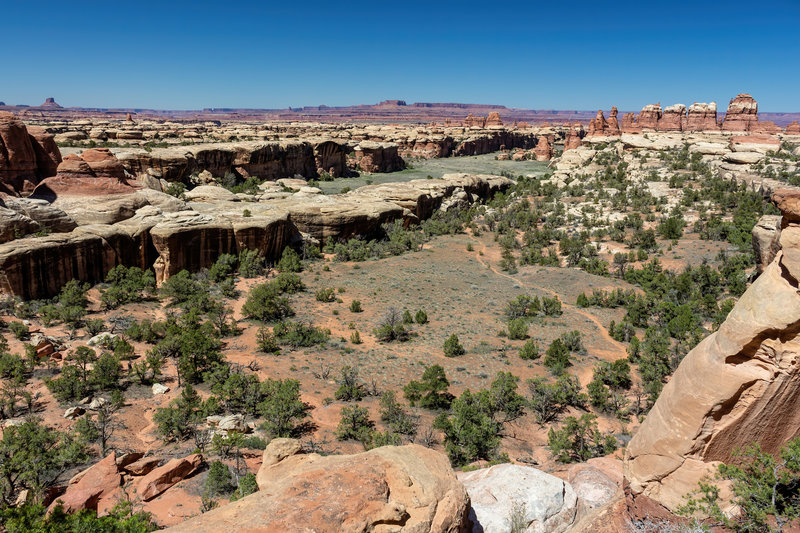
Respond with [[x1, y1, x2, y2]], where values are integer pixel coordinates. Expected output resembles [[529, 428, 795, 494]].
[[458, 464, 577, 533], [48, 452, 122, 515], [136, 453, 202, 501], [164, 439, 469, 533], [729, 134, 781, 154]]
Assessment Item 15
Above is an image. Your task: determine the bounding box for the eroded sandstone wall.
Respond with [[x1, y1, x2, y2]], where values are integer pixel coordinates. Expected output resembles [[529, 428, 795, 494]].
[[624, 189, 800, 513]]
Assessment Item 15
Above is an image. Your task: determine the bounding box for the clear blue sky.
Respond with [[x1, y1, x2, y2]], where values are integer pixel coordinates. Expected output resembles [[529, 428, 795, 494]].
[[4, 0, 799, 111]]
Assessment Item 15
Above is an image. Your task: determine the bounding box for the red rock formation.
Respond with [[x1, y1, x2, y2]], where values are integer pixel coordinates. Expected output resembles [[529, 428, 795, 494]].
[[686, 102, 719, 131], [657, 104, 686, 131], [533, 136, 554, 161], [722, 93, 759, 131], [638, 104, 661, 130], [136, 454, 202, 501], [625, 189, 800, 513], [786, 121, 800, 134], [729, 134, 781, 153], [587, 109, 620, 137], [0, 112, 61, 194], [49, 452, 123, 515], [607, 107, 621, 135], [564, 124, 584, 151], [163, 439, 470, 533], [32, 148, 139, 199], [463, 113, 485, 127], [620, 112, 640, 133], [485, 111, 503, 127], [753, 120, 782, 134], [40, 97, 62, 108]]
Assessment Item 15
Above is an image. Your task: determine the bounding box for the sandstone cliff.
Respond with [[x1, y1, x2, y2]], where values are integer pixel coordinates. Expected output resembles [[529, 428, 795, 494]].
[[624, 189, 800, 513]]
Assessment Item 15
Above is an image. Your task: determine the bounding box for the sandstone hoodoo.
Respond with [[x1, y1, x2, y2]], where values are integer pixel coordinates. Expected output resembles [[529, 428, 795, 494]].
[[533, 135, 554, 161], [164, 439, 470, 533], [485, 111, 503, 127], [686, 101, 718, 130], [624, 189, 800, 514], [721, 93, 759, 132], [657, 104, 686, 131], [0, 111, 61, 193], [587, 108, 620, 137]]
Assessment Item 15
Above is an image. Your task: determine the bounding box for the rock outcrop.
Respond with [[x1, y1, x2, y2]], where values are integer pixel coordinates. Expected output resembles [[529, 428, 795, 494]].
[[587, 109, 620, 137], [722, 93, 759, 132], [0, 112, 61, 193], [485, 111, 503, 127], [625, 189, 800, 513], [353, 141, 405, 173], [117, 141, 319, 183], [0, 173, 511, 299], [657, 104, 686, 131], [752, 214, 781, 273], [136, 454, 202, 501], [686, 102, 719, 130], [458, 464, 578, 533], [786, 121, 800, 134], [49, 452, 122, 515], [164, 438, 470, 533], [563, 124, 584, 151], [533, 136, 554, 161]]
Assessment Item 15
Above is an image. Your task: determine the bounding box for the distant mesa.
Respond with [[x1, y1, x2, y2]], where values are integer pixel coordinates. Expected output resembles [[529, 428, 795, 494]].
[[377, 99, 407, 106], [40, 97, 62, 108]]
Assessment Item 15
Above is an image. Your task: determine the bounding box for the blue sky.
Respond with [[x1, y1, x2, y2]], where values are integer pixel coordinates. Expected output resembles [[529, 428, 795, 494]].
[[3, 0, 799, 111]]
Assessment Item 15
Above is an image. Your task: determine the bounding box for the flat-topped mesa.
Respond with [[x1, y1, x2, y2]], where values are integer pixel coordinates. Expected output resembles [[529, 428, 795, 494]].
[[722, 93, 759, 132], [0, 173, 512, 300], [0, 112, 62, 194], [624, 188, 800, 514], [686, 102, 719, 130]]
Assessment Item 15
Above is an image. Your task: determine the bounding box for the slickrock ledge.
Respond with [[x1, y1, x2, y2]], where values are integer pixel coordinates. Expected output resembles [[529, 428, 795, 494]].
[[163, 438, 470, 533]]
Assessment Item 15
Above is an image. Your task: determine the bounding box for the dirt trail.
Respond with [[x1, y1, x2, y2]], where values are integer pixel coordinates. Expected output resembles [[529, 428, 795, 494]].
[[469, 237, 628, 360]]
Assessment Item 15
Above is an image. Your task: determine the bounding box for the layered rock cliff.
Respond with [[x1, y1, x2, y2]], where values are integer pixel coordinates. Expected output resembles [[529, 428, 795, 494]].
[[0, 166, 512, 299], [624, 189, 800, 513]]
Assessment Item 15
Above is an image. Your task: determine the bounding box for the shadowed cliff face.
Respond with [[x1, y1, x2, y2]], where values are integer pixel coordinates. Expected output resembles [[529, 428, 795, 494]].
[[624, 189, 800, 513]]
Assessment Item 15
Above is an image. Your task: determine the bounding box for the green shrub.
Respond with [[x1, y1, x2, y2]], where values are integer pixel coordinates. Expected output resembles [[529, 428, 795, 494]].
[[519, 339, 539, 360], [443, 334, 465, 358], [507, 318, 528, 340], [414, 309, 428, 324], [277, 247, 303, 273], [315, 288, 336, 302], [349, 300, 363, 313]]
